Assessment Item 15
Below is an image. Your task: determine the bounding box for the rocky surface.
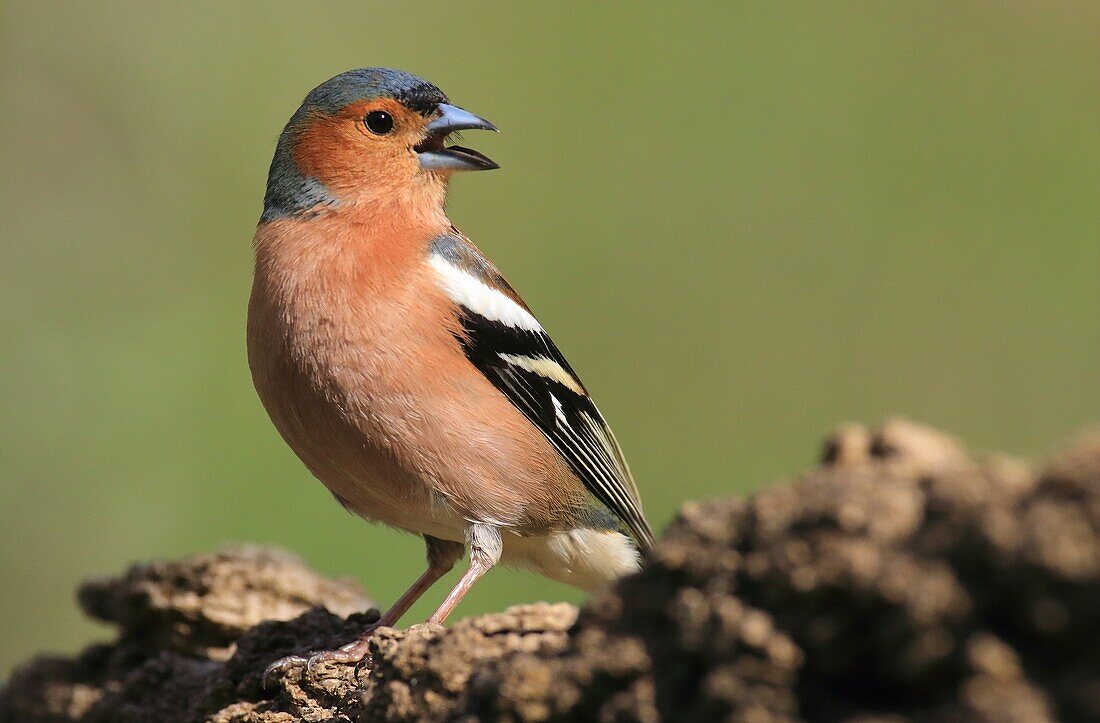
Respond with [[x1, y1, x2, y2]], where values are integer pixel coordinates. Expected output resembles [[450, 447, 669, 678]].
[[3, 420, 1099, 722]]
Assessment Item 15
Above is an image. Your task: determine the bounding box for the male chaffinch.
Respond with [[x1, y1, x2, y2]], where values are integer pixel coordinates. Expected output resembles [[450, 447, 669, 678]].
[[248, 68, 654, 676]]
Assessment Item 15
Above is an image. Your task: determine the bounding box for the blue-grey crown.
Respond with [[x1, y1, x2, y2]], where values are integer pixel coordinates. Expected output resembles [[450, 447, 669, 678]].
[[301, 68, 448, 117], [261, 68, 448, 222]]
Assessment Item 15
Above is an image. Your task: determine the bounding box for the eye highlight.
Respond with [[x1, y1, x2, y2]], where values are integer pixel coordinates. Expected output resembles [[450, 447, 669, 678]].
[[364, 111, 394, 135]]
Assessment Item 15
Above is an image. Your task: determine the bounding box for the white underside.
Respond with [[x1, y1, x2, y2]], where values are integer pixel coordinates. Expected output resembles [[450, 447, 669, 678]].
[[501, 528, 641, 592]]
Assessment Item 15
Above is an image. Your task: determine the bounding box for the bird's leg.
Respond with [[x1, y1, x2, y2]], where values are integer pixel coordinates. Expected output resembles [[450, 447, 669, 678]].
[[374, 536, 466, 629], [427, 523, 502, 625], [263, 535, 463, 686]]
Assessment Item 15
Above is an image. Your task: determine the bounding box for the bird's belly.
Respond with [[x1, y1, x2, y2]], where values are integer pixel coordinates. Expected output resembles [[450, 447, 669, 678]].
[[247, 337, 468, 541], [247, 251, 584, 539], [291, 422, 469, 542]]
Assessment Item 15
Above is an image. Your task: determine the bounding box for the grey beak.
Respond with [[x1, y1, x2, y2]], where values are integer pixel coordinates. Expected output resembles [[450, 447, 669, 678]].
[[425, 103, 499, 135], [417, 103, 500, 172]]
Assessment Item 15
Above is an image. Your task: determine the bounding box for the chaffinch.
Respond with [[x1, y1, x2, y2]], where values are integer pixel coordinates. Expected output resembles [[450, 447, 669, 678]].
[[248, 68, 653, 676]]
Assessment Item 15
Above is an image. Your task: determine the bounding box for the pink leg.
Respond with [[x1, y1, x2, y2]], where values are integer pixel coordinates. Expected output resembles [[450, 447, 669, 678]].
[[263, 535, 463, 686], [427, 523, 502, 625], [376, 537, 463, 625]]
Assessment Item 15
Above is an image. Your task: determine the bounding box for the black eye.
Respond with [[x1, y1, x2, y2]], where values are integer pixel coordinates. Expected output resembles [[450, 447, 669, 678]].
[[364, 111, 394, 135]]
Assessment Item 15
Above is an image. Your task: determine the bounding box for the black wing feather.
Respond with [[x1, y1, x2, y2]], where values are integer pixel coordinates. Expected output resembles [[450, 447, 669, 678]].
[[429, 234, 654, 552]]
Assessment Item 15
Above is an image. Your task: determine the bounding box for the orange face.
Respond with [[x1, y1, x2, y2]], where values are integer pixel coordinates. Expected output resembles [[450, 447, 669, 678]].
[[292, 98, 444, 207]]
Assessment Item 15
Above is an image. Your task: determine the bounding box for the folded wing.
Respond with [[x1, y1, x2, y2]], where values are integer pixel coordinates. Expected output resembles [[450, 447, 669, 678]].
[[428, 232, 655, 553]]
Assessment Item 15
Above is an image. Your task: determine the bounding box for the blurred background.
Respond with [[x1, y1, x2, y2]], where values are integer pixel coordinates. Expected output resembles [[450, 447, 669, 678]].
[[1, 2, 1098, 677]]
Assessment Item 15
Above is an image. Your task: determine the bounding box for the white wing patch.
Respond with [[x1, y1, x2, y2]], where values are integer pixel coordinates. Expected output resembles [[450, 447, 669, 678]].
[[429, 255, 543, 332], [498, 353, 585, 395], [550, 393, 568, 425]]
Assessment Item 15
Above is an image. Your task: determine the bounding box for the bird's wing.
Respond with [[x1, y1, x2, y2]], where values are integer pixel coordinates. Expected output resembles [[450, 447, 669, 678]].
[[427, 232, 655, 552]]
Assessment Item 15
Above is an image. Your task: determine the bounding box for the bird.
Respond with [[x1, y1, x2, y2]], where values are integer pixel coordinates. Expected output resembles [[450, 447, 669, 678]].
[[247, 68, 654, 676]]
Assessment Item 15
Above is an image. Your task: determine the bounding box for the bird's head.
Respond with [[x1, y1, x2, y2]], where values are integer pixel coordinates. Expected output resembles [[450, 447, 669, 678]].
[[262, 68, 498, 222]]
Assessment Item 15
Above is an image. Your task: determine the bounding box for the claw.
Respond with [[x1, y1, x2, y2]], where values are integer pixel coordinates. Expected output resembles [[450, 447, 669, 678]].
[[304, 637, 373, 674], [263, 627, 378, 688], [262, 653, 308, 689]]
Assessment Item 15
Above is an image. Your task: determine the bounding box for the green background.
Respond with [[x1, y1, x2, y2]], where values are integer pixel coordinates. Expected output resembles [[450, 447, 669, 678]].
[[1, 2, 1097, 678]]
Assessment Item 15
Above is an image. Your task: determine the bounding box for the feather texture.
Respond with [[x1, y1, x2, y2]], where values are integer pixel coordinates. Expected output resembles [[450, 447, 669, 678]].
[[427, 233, 655, 553]]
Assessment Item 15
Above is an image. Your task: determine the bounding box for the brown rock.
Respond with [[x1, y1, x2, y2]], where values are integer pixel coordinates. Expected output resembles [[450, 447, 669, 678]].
[[3, 422, 1100, 722], [77, 546, 372, 657]]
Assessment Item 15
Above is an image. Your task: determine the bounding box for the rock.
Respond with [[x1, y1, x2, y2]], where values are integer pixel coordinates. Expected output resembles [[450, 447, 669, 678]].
[[77, 546, 373, 658], [3, 421, 1100, 722]]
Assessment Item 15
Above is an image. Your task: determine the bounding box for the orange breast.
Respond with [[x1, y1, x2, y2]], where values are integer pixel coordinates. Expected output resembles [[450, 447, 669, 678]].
[[247, 211, 585, 541]]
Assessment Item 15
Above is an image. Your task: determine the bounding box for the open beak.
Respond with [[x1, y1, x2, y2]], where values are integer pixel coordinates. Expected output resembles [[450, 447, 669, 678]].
[[416, 103, 500, 172]]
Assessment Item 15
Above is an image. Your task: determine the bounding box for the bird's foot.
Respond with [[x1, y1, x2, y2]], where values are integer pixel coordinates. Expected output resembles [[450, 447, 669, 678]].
[[262, 654, 308, 689], [262, 629, 378, 689]]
